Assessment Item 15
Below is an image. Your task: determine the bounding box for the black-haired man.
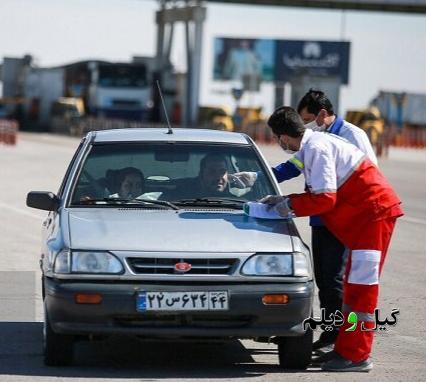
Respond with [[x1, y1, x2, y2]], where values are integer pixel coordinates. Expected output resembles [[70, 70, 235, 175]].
[[271, 89, 377, 354], [297, 89, 377, 161], [262, 106, 402, 372]]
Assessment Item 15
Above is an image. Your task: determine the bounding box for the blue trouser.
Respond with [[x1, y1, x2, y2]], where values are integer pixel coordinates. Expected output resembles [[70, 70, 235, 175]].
[[311, 225, 348, 343]]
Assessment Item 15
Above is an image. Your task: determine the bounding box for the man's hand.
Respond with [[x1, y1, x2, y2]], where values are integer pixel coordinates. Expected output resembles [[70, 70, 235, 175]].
[[259, 195, 285, 205], [260, 195, 293, 216], [79, 195, 95, 205], [229, 172, 258, 188], [274, 198, 293, 217]]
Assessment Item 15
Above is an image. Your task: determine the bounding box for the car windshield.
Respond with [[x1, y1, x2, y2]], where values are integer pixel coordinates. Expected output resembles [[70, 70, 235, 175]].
[[69, 142, 277, 207]]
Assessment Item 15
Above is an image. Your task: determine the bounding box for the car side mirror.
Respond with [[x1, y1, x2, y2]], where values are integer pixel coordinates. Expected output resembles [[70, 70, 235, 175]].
[[26, 191, 60, 211]]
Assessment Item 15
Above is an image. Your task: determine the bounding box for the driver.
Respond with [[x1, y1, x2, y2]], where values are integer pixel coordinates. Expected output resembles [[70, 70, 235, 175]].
[[198, 154, 230, 196], [166, 154, 233, 200]]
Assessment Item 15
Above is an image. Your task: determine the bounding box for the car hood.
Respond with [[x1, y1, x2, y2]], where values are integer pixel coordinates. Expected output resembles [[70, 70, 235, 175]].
[[67, 208, 297, 253]]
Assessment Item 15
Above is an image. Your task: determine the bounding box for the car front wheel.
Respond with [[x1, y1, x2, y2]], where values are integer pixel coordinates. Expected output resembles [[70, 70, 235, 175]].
[[43, 307, 74, 366], [277, 328, 313, 370]]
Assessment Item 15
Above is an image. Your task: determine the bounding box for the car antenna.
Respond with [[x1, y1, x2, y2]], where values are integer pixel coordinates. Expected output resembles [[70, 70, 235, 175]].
[[156, 80, 173, 135]]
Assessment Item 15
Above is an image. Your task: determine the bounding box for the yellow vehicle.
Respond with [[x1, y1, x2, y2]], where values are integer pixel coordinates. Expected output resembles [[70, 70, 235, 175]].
[[198, 105, 271, 142], [198, 105, 234, 131], [233, 106, 264, 129], [345, 106, 387, 156], [50, 97, 85, 135], [51, 97, 85, 118]]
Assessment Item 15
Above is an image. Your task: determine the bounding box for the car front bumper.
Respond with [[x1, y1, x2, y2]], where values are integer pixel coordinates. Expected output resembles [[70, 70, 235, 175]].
[[45, 277, 314, 338]]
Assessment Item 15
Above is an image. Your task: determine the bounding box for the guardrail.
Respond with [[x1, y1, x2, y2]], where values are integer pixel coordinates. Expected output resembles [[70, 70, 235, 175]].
[[60, 116, 426, 150], [239, 122, 426, 153], [391, 126, 426, 149], [0, 120, 19, 145]]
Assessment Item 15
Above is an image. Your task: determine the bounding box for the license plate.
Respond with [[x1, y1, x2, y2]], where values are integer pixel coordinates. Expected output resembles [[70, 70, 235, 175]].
[[136, 291, 229, 311]]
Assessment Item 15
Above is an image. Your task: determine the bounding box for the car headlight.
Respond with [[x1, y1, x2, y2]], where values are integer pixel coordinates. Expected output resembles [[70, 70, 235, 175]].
[[54, 249, 71, 273], [293, 252, 311, 277], [241, 252, 311, 277], [54, 250, 123, 274], [241, 254, 293, 276]]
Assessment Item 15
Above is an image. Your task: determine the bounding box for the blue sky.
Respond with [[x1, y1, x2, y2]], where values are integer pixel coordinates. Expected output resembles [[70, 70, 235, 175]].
[[1, 0, 425, 115]]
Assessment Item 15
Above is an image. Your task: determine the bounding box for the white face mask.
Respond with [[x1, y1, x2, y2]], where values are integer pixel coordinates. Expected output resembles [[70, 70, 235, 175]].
[[304, 120, 326, 132], [284, 148, 296, 155], [280, 142, 297, 155]]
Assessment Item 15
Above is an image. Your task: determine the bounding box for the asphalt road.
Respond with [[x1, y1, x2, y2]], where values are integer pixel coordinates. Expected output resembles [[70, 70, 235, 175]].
[[0, 132, 425, 381]]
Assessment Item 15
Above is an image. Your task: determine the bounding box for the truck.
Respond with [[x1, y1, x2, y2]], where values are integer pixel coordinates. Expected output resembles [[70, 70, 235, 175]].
[[2, 56, 167, 132], [86, 61, 152, 121], [345, 106, 387, 157]]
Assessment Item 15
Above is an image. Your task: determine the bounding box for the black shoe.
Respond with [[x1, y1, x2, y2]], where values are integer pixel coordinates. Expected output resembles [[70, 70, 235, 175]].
[[312, 339, 335, 352], [322, 354, 373, 372], [311, 350, 337, 365]]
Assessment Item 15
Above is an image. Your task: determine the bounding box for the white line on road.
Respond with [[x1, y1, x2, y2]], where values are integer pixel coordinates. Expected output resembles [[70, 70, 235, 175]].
[[0, 202, 44, 220]]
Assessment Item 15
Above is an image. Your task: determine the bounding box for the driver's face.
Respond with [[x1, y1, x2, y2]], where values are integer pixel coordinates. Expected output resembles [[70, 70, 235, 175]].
[[200, 160, 228, 193], [119, 174, 143, 198]]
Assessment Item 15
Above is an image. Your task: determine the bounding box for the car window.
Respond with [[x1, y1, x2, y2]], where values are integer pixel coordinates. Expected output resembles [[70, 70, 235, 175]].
[[69, 142, 276, 205]]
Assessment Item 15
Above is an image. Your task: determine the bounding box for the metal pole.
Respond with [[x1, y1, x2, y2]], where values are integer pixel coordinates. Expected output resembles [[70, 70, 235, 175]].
[[274, 83, 285, 109], [154, 7, 166, 123], [184, 19, 192, 128], [155, 7, 166, 68], [155, 1, 206, 128], [340, 10, 347, 40], [190, 6, 204, 128], [165, 22, 174, 61]]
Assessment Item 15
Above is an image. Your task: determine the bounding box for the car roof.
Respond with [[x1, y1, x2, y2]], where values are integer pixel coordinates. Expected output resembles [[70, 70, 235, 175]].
[[90, 128, 251, 145]]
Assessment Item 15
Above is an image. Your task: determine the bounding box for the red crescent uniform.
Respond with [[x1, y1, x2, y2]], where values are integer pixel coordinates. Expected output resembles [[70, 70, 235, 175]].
[[288, 129, 403, 363]]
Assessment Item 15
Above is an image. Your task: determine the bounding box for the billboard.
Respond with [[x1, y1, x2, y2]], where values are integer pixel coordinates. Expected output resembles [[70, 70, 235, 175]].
[[275, 40, 350, 84], [208, 1, 426, 14], [213, 38, 276, 82], [213, 37, 350, 85]]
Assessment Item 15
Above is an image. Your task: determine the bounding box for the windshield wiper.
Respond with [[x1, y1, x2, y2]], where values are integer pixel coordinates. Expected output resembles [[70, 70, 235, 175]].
[[130, 198, 179, 210], [76, 197, 179, 210], [173, 198, 245, 209]]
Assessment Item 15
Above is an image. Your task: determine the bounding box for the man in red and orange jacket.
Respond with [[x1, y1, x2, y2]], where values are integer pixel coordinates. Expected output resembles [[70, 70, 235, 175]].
[[262, 106, 403, 372]]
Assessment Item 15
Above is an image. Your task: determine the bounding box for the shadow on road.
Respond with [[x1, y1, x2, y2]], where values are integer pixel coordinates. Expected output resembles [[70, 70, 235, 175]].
[[0, 322, 321, 379]]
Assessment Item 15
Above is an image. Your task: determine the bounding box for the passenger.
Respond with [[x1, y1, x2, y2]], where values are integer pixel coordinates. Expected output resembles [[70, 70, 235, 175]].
[[110, 167, 145, 199]]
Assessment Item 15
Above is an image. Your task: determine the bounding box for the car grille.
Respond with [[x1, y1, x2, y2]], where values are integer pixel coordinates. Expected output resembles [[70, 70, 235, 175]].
[[127, 257, 238, 275]]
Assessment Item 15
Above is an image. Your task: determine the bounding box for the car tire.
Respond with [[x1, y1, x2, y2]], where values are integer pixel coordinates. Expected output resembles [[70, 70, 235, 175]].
[[43, 310, 74, 366], [277, 328, 313, 370]]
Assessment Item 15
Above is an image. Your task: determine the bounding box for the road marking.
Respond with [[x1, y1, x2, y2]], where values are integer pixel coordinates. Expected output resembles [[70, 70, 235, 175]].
[[0, 202, 44, 220], [400, 216, 426, 226]]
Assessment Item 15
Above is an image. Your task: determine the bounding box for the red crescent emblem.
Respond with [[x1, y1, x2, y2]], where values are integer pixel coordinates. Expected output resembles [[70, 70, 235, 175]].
[[174, 262, 192, 273]]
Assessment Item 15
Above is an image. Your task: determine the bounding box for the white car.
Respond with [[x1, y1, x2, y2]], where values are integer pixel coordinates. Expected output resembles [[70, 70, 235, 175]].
[[27, 128, 313, 368]]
